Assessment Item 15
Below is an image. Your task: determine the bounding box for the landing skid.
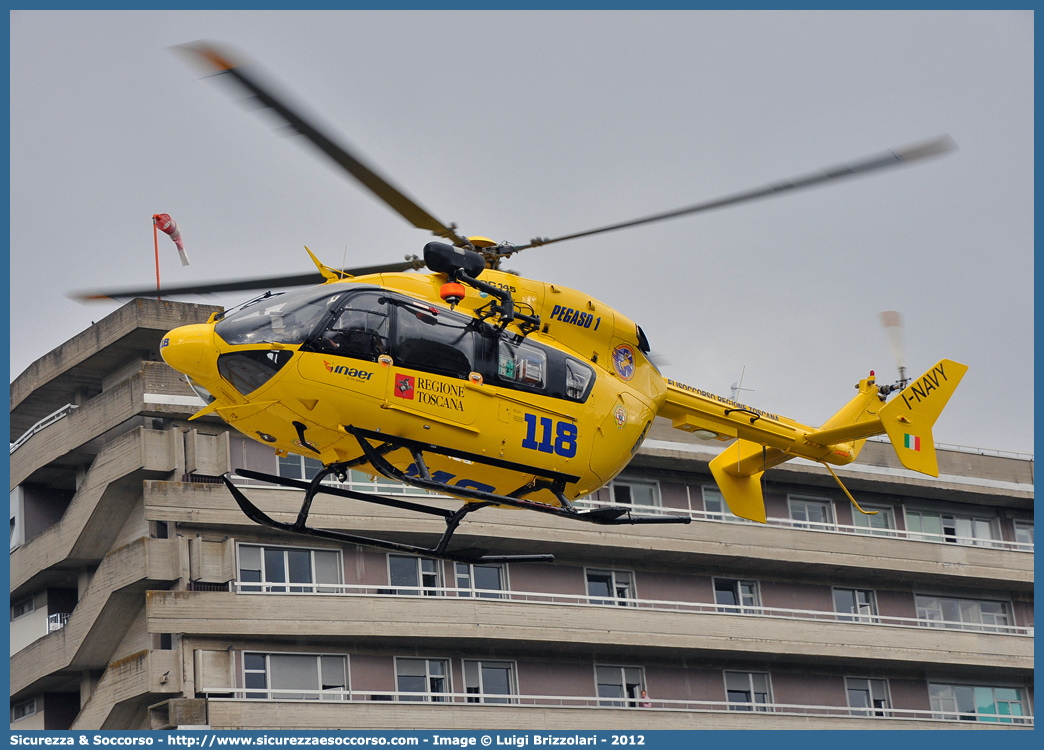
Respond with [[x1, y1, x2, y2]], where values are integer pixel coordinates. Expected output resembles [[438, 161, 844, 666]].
[[222, 425, 690, 565]]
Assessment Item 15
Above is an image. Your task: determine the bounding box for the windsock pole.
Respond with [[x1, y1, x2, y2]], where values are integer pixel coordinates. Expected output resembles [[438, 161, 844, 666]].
[[153, 216, 161, 300]]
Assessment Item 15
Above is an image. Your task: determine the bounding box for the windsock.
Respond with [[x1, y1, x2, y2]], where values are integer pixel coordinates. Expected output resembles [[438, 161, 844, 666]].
[[153, 213, 190, 266]]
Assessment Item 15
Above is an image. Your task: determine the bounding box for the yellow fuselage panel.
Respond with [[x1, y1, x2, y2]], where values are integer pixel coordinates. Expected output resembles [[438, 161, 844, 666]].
[[162, 273, 658, 505]]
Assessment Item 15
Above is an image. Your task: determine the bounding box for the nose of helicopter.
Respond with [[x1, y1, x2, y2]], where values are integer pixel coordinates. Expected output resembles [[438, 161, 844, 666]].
[[160, 324, 218, 381]]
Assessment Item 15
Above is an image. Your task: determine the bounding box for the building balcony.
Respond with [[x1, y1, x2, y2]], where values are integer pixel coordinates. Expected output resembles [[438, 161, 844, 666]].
[[146, 589, 1032, 672], [149, 481, 1034, 591], [195, 691, 1032, 730]]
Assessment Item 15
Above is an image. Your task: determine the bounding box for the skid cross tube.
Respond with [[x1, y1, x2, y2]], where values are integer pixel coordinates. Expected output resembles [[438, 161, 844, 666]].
[[223, 471, 553, 564], [346, 425, 691, 527]]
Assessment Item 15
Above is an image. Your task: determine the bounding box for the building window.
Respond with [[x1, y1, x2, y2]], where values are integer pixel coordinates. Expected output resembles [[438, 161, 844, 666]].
[[454, 563, 505, 599], [278, 453, 324, 481], [586, 569, 635, 606], [714, 578, 759, 613], [464, 660, 516, 704], [929, 684, 1027, 723], [595, 665, 645, 707], [609, 477, 660, 507], [11, 596, 35, 621], [846, 677, 890, 716], [915, 595, 1011, 632], [833, 588, 876, 622], [395, 658, 450, 702], [852, 505, 895, 536], [1014, 521, 1033, 546], [724, 671, 771, 711], [11, 698, 37, 722], [238, 545, 341, 593], [389, 555, 442, 596], [242, 653, 348, 700], [906, 511, 998, 547], [788, 496, 833, 529], [702, 487, 746, 523]]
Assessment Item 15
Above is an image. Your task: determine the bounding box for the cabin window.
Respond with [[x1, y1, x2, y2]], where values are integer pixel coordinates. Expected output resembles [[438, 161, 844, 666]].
[[316, 292, 389, 362], [217, 350, 293, 396], [391, 298, 475, 379], [564, 358, 594, 401], [216, 287, 344, 346], [497, 340, 546, 389]]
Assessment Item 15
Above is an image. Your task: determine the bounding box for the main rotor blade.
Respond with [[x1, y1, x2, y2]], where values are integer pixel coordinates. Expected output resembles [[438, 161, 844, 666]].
[[73, 260, 422, 301], [517, 136, 957, 250], [176, 41, 469, 247]]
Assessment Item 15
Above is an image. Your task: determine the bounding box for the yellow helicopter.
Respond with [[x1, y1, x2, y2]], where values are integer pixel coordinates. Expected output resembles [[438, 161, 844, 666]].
[[82, 42, 967, 564]]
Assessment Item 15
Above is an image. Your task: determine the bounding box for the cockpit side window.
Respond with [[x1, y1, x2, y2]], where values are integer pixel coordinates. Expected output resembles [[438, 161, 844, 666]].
[[390, 297, 475, 379], [316, 292, 390, 362], [215, 287, 345, 346]]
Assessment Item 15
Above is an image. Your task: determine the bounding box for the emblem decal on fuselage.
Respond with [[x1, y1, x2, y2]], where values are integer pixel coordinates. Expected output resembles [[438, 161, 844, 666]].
[[394, 374, 415, 400], [612, 344, 636, 381], [614, 405, 627, 429]]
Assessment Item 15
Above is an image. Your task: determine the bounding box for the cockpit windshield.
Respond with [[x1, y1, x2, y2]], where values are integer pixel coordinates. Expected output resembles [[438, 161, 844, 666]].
[[215, 287, 346, 346]]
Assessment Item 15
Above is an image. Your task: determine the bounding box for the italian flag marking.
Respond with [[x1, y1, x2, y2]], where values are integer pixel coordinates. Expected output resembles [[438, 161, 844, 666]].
[[904, 433, 921, 452]]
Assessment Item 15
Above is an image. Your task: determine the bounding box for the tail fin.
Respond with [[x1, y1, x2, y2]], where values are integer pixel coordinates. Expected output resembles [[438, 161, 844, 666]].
[[878, 359, 968, 477], [708, 441, 792, 523]]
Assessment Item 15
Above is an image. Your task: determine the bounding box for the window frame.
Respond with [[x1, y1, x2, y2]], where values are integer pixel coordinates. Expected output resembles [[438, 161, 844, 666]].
[[584, 568, 637, 606], [905, 509, 999, 547], [851, 504, 896, 535], [713, 577, 760, 614], [463, 659, 518, 704], [277, 453, 325, 481], [454, 561, 507, 599], [701, 486, 749, 523], [11, 697, 37, 722], [241, 651, 350, 701], [928, 683, 1028, 723], [832, 587, 877, 623], [237, 543, 343, 594], [787, 494, 835, 529], [723, 670, 772, 711], [388, 554, 444, 596], [914, 594, 1012, 632], [609, 476, 661, 508], [11, 595, 35, 621], [394, 657, 452, 702], [845, 676, 891, 717], [1013, 520, 1033, 546], [594, 664, 646, 708]]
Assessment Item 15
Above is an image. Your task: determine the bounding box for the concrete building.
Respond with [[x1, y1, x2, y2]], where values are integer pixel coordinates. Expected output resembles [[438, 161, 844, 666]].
[[10, 299, 1033, 730]]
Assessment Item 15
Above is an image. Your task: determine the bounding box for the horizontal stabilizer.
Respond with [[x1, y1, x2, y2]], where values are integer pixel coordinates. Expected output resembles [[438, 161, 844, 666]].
[[878, 359, 968, 477]]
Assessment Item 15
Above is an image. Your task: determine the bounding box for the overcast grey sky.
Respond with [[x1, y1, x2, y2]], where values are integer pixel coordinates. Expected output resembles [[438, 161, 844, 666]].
[[10, 10, 1033, 453]]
